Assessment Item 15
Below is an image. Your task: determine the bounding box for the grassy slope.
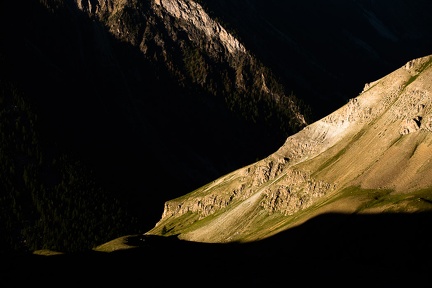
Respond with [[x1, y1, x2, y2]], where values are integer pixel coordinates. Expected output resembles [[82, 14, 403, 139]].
[[145, 55, 432, 243]]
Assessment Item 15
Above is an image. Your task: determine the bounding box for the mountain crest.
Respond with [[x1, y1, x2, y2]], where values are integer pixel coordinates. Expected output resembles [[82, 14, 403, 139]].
[[147, 54, 432, 243]]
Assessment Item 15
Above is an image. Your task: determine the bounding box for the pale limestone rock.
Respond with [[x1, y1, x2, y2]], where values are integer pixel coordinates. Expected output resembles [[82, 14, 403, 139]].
[[400, 116, 422, 135], [153, 0, 246, 55]]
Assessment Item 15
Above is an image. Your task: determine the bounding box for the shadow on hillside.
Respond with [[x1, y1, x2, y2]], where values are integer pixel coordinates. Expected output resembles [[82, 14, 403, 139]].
[[0, 0, 300, 237], [2, 212, 432, 287]]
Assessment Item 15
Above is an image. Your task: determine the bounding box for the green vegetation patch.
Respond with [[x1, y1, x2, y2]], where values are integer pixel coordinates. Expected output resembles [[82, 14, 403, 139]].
[[337, 186, 432, 213], [314, 146, 348, 174], [403, 56, 432, 90], [312, 129, 366, 177], [155, 201, 238, 237], [155, 212, 201, 236], [349, 187, 393, 212]]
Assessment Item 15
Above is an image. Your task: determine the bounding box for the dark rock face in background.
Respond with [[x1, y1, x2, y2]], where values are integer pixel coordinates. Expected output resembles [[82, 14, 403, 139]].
[[0, 0, 307, 250], [1, 0, 432, 252], [199, 0, 432, 120]]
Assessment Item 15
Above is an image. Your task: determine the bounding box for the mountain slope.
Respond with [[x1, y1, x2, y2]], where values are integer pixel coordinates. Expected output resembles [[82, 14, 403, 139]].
[[0, 0, 307, 252], [197, 0, 432, 120], [146, 54, 432, 242], [1, 0, 432, 254]]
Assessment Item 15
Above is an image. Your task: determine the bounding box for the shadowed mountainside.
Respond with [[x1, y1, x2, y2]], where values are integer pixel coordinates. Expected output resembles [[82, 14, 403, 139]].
[[198, 0, 432, 120], [7, 50, 432, 283], [0, 0, 307, 252], [1, 0, 432, 262], [2, 212, 432, 287]]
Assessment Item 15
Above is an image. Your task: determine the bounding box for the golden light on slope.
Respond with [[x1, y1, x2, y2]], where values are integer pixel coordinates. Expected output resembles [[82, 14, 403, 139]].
[[146, 55, 432, 243]]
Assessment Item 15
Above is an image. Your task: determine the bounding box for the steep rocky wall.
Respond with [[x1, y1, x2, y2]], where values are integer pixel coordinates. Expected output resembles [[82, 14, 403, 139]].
[[73, 0, 307, 130], [154, 0, 246, 55]]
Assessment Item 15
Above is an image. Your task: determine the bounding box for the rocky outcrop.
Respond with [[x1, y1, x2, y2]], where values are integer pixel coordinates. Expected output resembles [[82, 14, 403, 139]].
[[398, 92, 432, 134], [73, 0, 307, 131], [400, 116, 422, 134], [160, 154, 333, 221], [260, 169, 333, 216], [153, 0, 246, 55]]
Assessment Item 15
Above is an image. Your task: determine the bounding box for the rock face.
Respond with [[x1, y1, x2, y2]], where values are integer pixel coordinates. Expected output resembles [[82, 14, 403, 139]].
[[1, 0, 312, 252], [146, 54, 432, 243], [73, 0, 307, 130], [197, 0, 432, 122], [154, 0, 246, 55], [71, 0, 309, 193]]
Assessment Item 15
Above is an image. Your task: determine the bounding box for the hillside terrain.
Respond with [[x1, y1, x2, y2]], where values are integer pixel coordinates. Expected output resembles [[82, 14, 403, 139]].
[[147, 54, 432, 242], [0, 0, 307, 252], [0, 0, 432, 287], [1, 1, 432, 281], [2, 55, 432, 287]]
